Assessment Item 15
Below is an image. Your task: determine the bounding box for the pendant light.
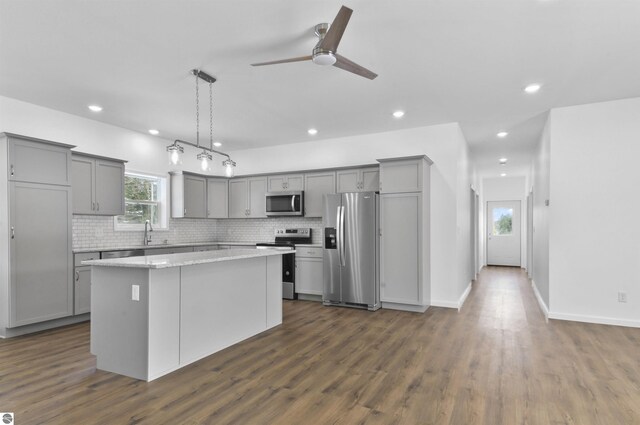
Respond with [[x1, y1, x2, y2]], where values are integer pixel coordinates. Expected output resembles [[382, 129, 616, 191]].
[[167, 69, 236, 176]]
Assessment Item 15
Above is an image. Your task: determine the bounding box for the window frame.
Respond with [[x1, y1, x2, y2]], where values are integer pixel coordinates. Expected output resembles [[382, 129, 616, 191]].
[[114, 171, 169, 231]]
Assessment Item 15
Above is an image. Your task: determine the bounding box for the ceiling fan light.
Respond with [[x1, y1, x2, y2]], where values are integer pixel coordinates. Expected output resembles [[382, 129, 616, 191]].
[[312, 52, 337, 66]]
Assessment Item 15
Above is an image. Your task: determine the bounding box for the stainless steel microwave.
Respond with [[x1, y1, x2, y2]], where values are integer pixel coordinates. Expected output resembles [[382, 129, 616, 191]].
[[265, 191, 304, 216]]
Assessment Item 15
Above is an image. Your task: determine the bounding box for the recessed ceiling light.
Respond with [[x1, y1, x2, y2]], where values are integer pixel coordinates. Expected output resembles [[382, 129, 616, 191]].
[[308, 128, 318, 135], [88, 105, 103, 112], [497, 131, 508, 138], [499, 157, 508, 164], [500, 173, 507, 177], [213, 142, 222, 147], [393, 110, 405, 118], [524, 83, 541, 94], [148, 129, 159, 136]]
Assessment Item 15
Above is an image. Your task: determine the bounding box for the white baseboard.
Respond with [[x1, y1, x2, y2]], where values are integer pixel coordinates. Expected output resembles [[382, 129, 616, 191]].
[[381, 302, 429, 313], [458, 281, 473, 311], [530, 279, 549, 322], [548, 311, 640, 328], [432, 281, 473, 311]]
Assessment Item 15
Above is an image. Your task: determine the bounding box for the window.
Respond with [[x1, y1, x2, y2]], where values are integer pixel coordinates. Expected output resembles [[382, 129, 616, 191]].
[[115, 172, 168, 230], [492, 207, 513, 235]]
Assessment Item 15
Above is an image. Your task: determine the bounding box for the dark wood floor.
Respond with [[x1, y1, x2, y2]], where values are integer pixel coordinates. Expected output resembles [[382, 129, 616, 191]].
[[1, 266, 639, 424]]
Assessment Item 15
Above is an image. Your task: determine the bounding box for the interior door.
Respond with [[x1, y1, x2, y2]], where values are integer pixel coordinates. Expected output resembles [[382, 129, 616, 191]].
[[487, 200, 521, 266]]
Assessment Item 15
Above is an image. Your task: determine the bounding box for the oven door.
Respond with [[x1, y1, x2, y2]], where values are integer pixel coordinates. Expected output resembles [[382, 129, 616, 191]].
[[265, 192, 304, 216]]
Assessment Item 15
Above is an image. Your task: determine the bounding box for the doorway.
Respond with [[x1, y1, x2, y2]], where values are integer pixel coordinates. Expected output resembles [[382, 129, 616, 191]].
[[486, 200, 521, 266]]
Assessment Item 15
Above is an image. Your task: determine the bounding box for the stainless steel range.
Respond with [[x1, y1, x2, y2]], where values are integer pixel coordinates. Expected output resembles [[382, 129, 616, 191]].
[[256, 228, 312, 300]]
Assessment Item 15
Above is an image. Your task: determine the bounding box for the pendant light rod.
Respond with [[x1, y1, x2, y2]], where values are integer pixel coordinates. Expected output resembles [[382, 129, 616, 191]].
[[173, 139, 232, 161]]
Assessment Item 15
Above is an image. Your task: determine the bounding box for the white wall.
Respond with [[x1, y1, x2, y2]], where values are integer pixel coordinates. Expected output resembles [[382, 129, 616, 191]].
[[481, 176, 527, 268], [229, 123, 471, 307], [531, 116, 551, 310], [548, 97, 640, 327], [455, 125, 474, 307]]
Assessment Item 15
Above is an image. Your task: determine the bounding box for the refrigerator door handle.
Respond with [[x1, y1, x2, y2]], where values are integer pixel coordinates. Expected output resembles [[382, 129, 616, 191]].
[[336, 206, 342, 266], [340, 205, 346, 267]]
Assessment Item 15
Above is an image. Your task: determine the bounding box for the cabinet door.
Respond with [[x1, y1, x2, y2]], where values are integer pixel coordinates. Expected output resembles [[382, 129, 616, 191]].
[[267, 175, 287, 192], [74, 267, 91, 314], [228, 179, 248, 218], [304, 172, 336, 217], [71, 156, 95, 214], [183, 175, 207, 218], [379, 160, 422, 193], [207, 178, 229, 218], [336, 170, 360, 192], [8, 137, 71, 185], [9, 182, 72, 327], [295, 258, 324, 295], [361, 168, 380, 192], [247, 177, 267, 217], [285, 174, 304, 191], [380, 193, 421, 305], [94, 160, 125, 215]]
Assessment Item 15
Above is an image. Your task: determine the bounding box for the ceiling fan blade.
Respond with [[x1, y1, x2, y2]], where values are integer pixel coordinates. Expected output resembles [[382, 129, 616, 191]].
[[251, 56, 313, 66], [334, 54, 377, 80], [319, 6, 353, 52]]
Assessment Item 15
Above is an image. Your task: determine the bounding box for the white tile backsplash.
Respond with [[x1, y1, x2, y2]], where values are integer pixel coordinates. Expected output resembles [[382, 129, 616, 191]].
[[214, 217, 323, 244], [72, 215, 323, 250], [72, 216, 217, 250]]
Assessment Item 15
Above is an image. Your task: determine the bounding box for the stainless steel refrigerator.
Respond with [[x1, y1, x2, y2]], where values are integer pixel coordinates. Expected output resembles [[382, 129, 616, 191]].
[[323, 192, 380, 311]]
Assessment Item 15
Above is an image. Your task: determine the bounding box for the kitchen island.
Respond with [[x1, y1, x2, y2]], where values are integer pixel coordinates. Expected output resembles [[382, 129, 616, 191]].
[[83, 248, 287, 381]]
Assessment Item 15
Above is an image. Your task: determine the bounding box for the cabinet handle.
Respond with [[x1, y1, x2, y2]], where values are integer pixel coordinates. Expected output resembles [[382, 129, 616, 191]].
[[11, 226, 15, 239], [207, 209, 210, 216], [96, 202, 100, 211], [75, 271, 80, 282], [92, 202, 96, 211], [10, 165, 14, 177], [184, 208, 187, 215]]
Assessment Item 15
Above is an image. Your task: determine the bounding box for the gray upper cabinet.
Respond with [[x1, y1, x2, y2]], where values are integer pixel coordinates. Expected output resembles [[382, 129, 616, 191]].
[[378, 156, 433, 194], [228, 179, 248, 218], [8, 135, 72, 186], [304, 171, 336, 217], [267, 174, 304, 192], [228, 177, 267, 218], [71, 153, 125, 215], [336, 167, 379, 192], [207, 178, 228, 218], [170, 172, 207, 218], [184, 175, 207, 218]]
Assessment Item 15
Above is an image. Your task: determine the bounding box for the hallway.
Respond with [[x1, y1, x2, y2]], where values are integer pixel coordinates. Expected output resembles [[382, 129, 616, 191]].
[[1, 267, 639, 424]]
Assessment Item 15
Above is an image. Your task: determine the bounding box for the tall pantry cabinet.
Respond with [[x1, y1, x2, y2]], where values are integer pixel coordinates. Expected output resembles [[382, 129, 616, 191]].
[[0, 133, 74, 333], [378, 155, 433, 312]]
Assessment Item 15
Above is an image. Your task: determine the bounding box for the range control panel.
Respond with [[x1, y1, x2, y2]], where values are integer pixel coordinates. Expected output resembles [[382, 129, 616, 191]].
[[274, 228, 311, 238]]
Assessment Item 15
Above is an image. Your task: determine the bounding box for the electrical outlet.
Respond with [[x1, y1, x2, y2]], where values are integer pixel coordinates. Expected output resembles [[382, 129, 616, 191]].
[[132, 284, 140, 301], [618, 291, 627, 303]]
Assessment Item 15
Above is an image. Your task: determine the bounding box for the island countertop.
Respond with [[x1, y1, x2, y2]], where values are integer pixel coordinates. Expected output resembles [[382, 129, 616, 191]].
[[82, 248, 294, 269]]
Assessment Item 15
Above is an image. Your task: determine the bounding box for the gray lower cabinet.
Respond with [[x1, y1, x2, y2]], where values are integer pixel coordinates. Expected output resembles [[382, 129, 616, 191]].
[[295, 247, 323, 295], [9, 182, 73, 327], [207, 178, 228, 218], [303, 171, 336, 217], [72, 152, 125, 215], [74, 252, 98, 315]]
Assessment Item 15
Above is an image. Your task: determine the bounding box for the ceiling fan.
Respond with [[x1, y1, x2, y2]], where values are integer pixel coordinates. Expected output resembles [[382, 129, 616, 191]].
[[251, 5, 377, 80]]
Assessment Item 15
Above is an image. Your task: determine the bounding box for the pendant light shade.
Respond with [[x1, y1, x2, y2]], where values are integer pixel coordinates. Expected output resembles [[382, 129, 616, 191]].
[[223, 159, 236, 177], [167, 143, 184, 165]]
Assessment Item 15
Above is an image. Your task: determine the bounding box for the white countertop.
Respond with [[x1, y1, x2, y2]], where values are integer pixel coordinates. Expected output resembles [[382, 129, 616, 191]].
[[82, 248, 294, 269], [73, 241, 321, 253]]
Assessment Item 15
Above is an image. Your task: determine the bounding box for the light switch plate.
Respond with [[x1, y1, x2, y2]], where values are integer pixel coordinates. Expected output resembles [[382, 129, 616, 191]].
[[132, 284, 140, 301]]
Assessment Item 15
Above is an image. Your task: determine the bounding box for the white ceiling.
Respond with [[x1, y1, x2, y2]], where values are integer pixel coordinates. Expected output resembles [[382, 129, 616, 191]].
[[2, 0, 640, 178]]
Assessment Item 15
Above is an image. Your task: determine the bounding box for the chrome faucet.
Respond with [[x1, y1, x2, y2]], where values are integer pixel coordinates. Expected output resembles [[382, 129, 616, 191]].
[[144, 220, 153, 246]]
